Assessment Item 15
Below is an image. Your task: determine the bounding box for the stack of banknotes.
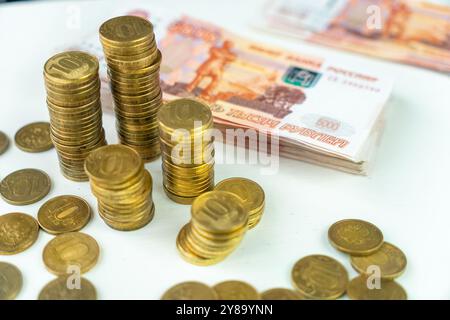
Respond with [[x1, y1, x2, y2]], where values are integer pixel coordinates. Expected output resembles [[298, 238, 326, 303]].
[[75, 6, 394, 175]]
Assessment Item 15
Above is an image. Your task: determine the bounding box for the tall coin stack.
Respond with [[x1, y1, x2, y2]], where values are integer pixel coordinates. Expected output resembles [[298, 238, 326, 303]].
[[158, 99, 215, 204], [44, 51, 106, 181], [99, 16, 162, 162], [84, 144, 155, 231], [177, 191, 249, 266]]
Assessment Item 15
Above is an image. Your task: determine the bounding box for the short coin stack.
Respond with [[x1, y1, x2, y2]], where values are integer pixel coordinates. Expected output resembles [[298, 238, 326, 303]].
[[176, 191, 248, 265], [85, 144, 155, 231], [99, 16, 162, 162], [215, 177, 265, 229], [44, 51, 106, 181], [158, 98, 215, 204]]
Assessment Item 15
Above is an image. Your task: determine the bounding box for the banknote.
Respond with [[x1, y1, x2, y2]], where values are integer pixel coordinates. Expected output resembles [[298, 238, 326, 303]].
[[76, 6, 393, 174], [259, 0, 450, 73]]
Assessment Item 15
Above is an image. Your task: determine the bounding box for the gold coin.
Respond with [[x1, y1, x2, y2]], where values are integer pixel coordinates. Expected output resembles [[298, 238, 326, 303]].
[[292, 254, 348, 300], [100, 16, 153, 46], [261, 288, 304, 300], [38, 276, 97, 300], [158, 98, 212, 132], [0, 213, 39, 255], [38, 195, 91, 235], [84, 144, 142, 184], [351, 242, 407, 280], [43, 232, 99, 275], [44, 51, 99, 85], [213, 280, 260, 300], [0, 262, 23, 299], [0, 131, 9, 155], [161, 281, 218, 300], [347, 275, 407, 300], [215, 177, 265, 228], [0, 169, 51, 205], [191, 191, 248, 234], [15, 122, 53, 153], [328, 219, 384, 256]]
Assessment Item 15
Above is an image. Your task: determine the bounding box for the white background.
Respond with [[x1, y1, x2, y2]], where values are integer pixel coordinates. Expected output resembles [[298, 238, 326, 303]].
[[0, 0, 449, 300]]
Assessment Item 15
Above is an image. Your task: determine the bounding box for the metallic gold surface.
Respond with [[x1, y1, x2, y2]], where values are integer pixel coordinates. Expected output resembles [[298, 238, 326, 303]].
[[0, 213, 39, 255], [14, 122, 53, 153], [213, 280, 260, 300], [347, 275, 407, 300], [0, 131, 9, 155], [38, 276, 97, 300], [0, 262, 23, 300], [161, 281, 218, 300], [261, 288, 304, 300], [0, 169, 51, 205]]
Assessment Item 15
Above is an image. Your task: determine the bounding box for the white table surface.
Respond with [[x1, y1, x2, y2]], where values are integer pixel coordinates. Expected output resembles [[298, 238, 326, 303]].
[[0, 0, 449, 300]]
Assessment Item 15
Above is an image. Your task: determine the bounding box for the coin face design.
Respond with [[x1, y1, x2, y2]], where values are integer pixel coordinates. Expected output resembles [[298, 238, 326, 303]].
[[260, 288, 304, 300], [213, 281, 260, 300], [84, 144, 142, 183], [347, 276, 407, 300], [0, 262, 23, 300], [0, 213, 39, 255], [328, 219, 384, 256], [44, 51, 99, 83], [158, 98, 212, 131], [38, 195, 91, 235], [191, 191, 248, 233], [0, 169, 51, 205], [351, 242, 407, 280], [215, 178, 265, 212], [43, 232, 99, 275], [38, 276, 97, 300], [0, 131, 9, 155], [15, 122, 53, 153], [161, 281, 218, 300], [291, 255, 348, 300], [100, 16, 153, 43]]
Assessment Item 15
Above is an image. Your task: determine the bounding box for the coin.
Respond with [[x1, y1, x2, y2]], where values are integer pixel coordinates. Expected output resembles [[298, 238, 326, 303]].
[[0, 168, 51, 205], [0, 262, 23, 299], [44, 51, 98, 85], [291, 254, 348, 300], [14, 122, 53, 153], [350, 242, 407, 280], [213, 280, 260, 300], [161, 281, 218, 300], [38, 195, 91, 235], [43, 232, 99, 275], [261, 288, 304, 300], [328, 219, 384, 256], [0, 131, 9, 155], [38, 276, 97, 300], [0, 212, 39, 255], [347, 275, 407, 300], [215, 177, 265, 229]]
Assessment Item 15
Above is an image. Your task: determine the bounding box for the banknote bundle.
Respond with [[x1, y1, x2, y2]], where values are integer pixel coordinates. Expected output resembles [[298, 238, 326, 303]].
[[158, 99, 215, 204], [99, 16, 162, 162], [44, 51, 106, 181], [176, 191, 249, 266], [259, 0, 450, 73], [77, 7, 394, 174], [85, 144, 155, 231]]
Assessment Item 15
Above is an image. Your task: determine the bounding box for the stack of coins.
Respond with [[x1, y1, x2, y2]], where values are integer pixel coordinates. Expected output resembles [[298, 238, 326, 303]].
[[99, 16, 162, 161], [215, 177, 265, 229], [85, 144, 155, 231], [176, 191, 248, 265], [44, 51, 106, 181], [158, 98, 215, 204]]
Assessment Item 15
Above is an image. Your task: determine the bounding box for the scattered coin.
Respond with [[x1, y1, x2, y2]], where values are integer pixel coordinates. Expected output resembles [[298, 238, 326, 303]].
[[38, 276, 97, 300], [215, 177, 265, 229], [261, 288, 305, 300], [43, 232, 100, 275], [0, 131, 9, 155], [328, 219, 384, 256], [347, 275, 407, 300], [0, 262, 23, 299], [351, 242, 407, 280], [291, 254, 348, 300], [0, 212, 39, 255], [161, 281, 218, 300], [38, 195, 91, 235], [0, 168, 51, 205], [213, 280, 260, 300], [14, 122, 53, 153]]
